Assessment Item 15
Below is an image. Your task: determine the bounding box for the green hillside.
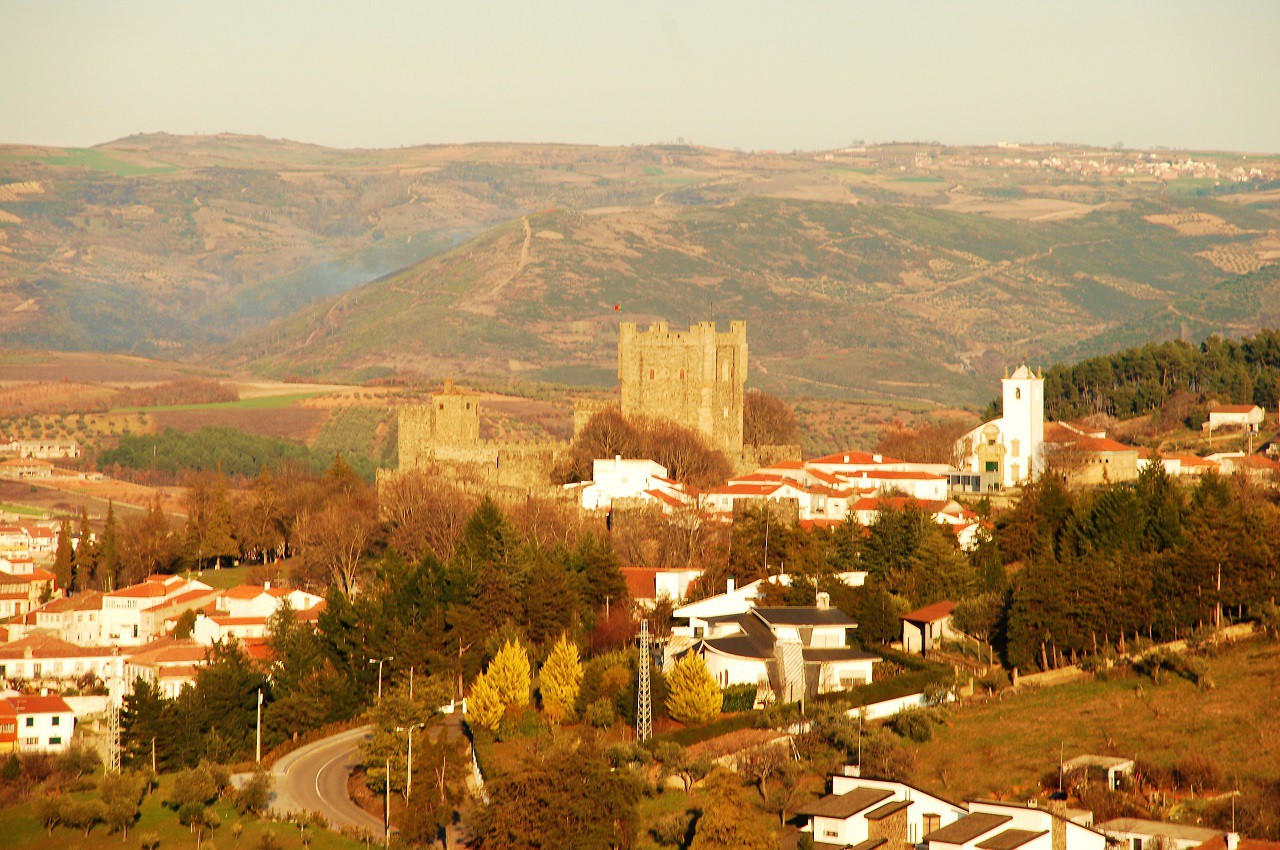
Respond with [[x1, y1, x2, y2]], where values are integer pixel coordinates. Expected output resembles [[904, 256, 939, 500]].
[[233, 195, 1280, 406]]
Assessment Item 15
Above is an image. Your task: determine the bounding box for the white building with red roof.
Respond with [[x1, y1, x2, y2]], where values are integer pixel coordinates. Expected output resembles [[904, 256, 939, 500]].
[[1205, 403, 1265, 434], [575, 457, 671, 511], [191, 582, 325, 646], [123, 639, 213, 698], [101, 574, 216, 646], [0, 693, 76, 752], [0, 634, 124, 685], [620, 566, 704, 609]]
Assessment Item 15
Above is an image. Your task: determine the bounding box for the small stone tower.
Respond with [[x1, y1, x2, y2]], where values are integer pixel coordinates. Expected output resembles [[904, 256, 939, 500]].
[[397, 379, 481, 470], [617, 320, 748, 456], [1000, 364, 1044, 486]]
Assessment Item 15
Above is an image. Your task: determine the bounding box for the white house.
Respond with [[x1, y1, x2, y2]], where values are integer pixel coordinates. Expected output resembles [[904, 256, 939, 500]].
[[575, 457, 670, 511], [688, 593, 880, 702], [0, 693, 76, 752], [1204, 404, 1265, 434], [621, 567, 704, 609], [0, 635, 125, 685], [800, 773, 967, 848], [1097, 818, 1224, 850], [215, 583, 324, 620], [123, 639, 212, 698], [900, 601, 959, 655], [955, 365, 1045, 490], [928, 800, 1106, 850], [101, 575, 215, 646]]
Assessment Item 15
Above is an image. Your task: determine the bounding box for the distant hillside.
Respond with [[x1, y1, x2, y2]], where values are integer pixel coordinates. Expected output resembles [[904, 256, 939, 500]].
[[232, 195, 1280, 406]]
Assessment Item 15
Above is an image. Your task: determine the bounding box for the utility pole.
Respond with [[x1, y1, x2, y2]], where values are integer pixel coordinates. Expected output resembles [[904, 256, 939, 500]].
[[106, 691, 121, 773], [151, 737, 156, 774], [408, 666, 413, 701], [636, 620, 653, 743], [384, 758, 391, 849], [256, 687, 263, 764]]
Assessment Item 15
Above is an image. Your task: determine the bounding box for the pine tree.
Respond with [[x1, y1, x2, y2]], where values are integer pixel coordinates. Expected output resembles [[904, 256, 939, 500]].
[[539, 635, 583, 723], [53, 521, 74, 593], [665, 653, 721, 725], [467, 671, 504, 732], [689, 770, 775, 850], [488, 640, 532, 711]]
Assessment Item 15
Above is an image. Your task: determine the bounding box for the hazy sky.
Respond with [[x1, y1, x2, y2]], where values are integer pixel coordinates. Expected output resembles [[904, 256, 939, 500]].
[[3, 1, 1278, 153]]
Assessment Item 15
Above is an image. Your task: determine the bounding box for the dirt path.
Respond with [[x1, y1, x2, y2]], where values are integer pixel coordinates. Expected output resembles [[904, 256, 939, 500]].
[[458, 216, 531, 315]]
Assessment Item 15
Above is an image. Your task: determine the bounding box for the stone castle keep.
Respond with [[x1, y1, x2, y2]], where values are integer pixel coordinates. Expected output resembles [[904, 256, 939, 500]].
[[618, 320, 748, 457], [387, 321, 756, 495]]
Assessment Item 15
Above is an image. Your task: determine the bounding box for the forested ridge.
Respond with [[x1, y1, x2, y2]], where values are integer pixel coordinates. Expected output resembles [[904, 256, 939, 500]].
[[1024, 328, 1280, 421]]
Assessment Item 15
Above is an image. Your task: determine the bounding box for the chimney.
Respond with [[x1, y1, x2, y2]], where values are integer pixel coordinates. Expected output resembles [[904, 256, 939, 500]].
[[726, 578, 736, 594], [873, 454, 882, 463], [1226, 835, 1239, 850], [263, 581, 271, 591], [40, 687, 48, 697], [816, 591, 831, 610]]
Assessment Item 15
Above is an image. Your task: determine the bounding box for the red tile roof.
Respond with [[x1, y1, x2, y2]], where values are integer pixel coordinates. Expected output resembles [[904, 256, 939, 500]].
[[1195, 837, 1280, 850], [901, 600, 957, 623], [621, 567, 658, 600], [1208, 404, 1261, 414], [841, 470, 948, 481], [0, 634, 118, 660], [3, 694, 74, 715], [809, 450, 905, 466]]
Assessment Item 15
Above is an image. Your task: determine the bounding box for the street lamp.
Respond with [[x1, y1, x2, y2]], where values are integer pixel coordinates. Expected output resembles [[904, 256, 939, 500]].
[[255, 686, 263, 763], [396, 722, 427, 800], [368, 656, 394, 703]]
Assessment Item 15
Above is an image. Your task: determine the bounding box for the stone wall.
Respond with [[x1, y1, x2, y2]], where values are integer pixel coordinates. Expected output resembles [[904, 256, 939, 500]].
[[868, 806, 910, 850], [618, 320, 747, 457]]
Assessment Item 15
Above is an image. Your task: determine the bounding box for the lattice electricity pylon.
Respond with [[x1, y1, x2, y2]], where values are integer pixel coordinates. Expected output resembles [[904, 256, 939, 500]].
[[106, 692, 121, 773], [636, 620, 653, 743]]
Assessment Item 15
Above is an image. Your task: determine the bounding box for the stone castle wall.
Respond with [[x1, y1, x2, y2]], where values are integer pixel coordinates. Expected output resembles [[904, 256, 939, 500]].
[[618, 320, 747, 457]]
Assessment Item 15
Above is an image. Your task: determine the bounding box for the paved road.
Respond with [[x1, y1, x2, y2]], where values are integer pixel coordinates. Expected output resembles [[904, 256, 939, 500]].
[[271, 725, 386, 837]]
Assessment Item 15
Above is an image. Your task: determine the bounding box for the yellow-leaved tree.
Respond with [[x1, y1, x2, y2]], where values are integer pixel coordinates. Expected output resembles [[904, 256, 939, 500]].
[[539, 634, 583, 723], [468, 670, 505, 732], [489, 639, 532, 711], [665, 653, 722, 725]]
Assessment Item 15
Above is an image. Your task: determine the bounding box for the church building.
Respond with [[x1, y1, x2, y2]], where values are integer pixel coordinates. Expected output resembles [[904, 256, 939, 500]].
[[955, 365, 1045, 490]]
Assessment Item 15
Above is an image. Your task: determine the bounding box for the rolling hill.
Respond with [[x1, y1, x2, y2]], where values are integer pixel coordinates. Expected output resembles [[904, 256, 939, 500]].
[[3, 134, 1280, 406], [232, 194, 1280, 406]]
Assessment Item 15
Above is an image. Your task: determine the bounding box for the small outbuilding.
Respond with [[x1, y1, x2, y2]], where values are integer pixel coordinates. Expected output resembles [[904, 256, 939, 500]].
[[1062, 754, 1135, 791], [900, 601, 958, 655]]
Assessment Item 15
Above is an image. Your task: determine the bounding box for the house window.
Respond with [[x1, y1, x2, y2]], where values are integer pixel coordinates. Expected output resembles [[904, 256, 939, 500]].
[[825, 830, 839, 839], [1010, 438, 1020, 458], [51, 716, 60, 727], [22, 737, 37, 747], [49, 737, 61, 746], [25, 718, 34, 727], [0, 724, 11, 734], [1015, 388, 1021, 400], [1132, 840, 1142, 850], [985, 461, 999, 472]]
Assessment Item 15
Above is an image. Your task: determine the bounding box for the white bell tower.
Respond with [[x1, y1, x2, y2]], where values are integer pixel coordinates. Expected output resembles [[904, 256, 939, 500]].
[[1000, 364, 1044, 486]]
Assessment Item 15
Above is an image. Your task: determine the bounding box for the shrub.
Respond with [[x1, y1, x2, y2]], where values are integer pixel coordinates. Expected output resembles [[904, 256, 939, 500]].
[[889, 710, 934, 743], [651, 810, 696, 846], [1174, 755, 1223, 794], [584, 697, 616, 729], [233, 770, 272, 815], [720, 684, 757, 713]]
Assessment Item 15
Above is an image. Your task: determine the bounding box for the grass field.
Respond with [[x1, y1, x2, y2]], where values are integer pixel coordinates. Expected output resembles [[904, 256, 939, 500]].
[[0, 772, 362, 850], [119, 392, 324, 413], [906, 637, 1280, 800], [41, 148, 177, 176]]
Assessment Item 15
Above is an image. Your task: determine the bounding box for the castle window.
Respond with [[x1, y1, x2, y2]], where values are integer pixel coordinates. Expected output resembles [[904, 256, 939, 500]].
[[649, 369, 655, 380], [465, 403, 471, 410], [438, 403, 444, 410], [679, 369, 685, 381], [1015, 388, 1022, 400]]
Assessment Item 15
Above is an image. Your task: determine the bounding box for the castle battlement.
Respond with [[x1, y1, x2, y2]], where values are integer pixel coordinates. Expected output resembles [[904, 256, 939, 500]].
[[618, 319, 748, 456]]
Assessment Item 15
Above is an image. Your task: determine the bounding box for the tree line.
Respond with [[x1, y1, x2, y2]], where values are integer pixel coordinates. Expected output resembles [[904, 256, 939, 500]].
[[996, 329, 1280, 422]]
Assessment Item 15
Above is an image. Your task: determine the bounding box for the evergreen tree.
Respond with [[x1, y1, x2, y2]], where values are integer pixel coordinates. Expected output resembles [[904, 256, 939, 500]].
[[907, 529, 975, 605], [689, 770, 775, 850], [97, 500, 120, 591], [665, 654, 721, 725], [539, 635, 583, 723], [467, 671, 504, 732], [488, 640, 532, 712]]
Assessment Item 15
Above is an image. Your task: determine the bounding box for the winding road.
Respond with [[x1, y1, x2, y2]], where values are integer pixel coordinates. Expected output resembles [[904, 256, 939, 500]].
[[271, 725, 385, 836]]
